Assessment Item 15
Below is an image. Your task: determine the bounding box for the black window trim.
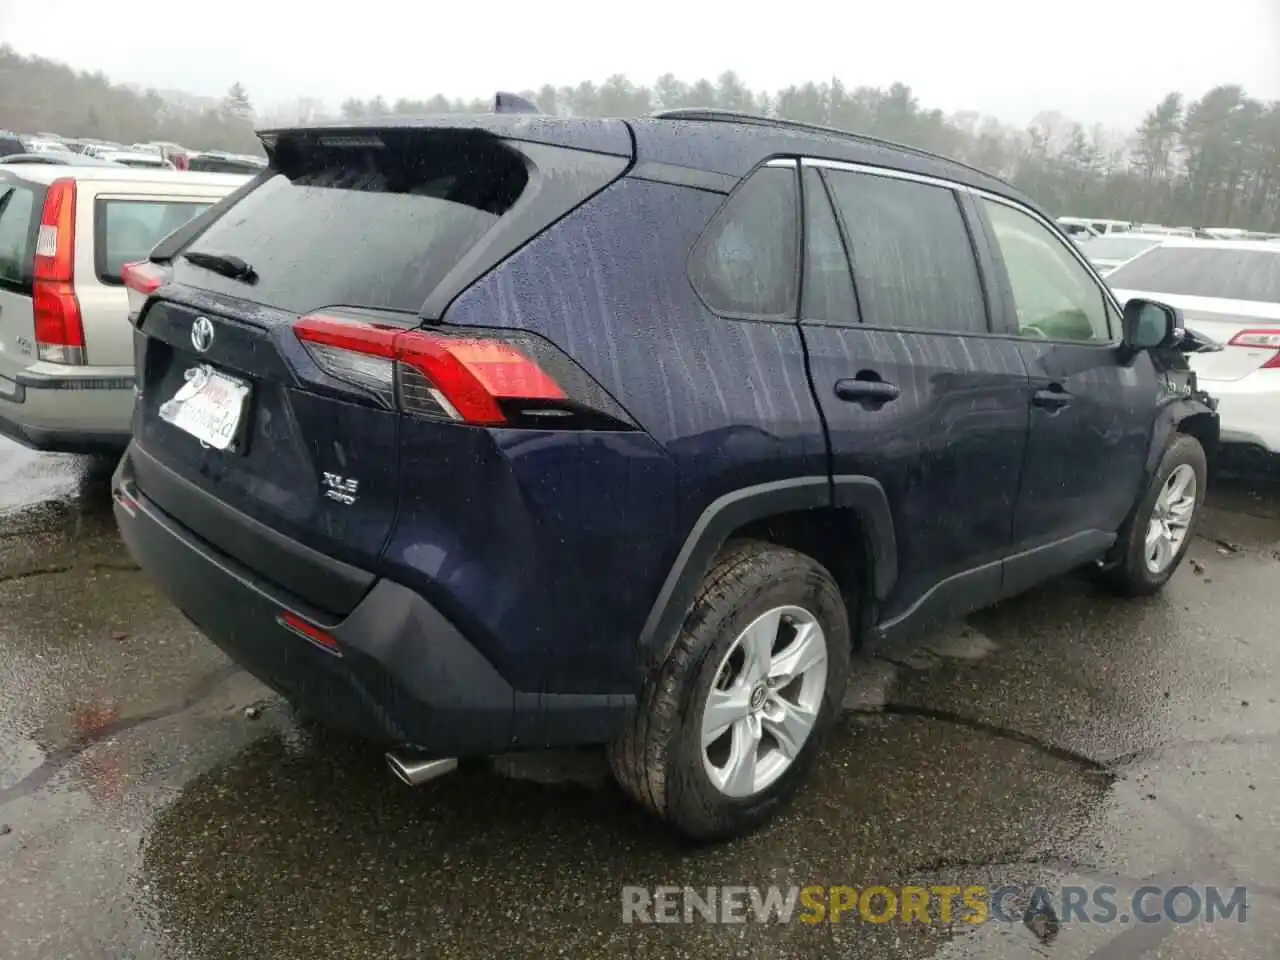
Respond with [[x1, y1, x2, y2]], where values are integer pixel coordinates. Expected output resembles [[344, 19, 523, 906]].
[[0, 177, 41, 296], [92, 195, 216, 287], [974, 190, 1122, 346], [685, 156, 803, 325], [799, 157, 999, 338]]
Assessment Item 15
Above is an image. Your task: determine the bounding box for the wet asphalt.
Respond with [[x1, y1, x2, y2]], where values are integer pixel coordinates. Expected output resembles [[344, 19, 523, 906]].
[[0, 439, 1277, 959]]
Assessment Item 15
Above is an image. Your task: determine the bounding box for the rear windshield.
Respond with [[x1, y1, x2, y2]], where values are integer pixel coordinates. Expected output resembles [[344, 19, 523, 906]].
[[96, 199, 213, 284], [0, 184, 36, 290], [174, 132, 529, 315], [1106, 246, 1280, 303], [1080, 236, 1162, 263]]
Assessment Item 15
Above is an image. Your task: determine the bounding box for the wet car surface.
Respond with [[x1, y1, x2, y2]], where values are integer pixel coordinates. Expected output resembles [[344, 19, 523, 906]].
[[1, 437, 1277, 959]]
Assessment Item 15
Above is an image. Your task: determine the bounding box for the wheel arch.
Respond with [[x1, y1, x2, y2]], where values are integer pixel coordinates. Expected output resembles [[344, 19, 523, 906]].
[[636, 475, 897, 671]]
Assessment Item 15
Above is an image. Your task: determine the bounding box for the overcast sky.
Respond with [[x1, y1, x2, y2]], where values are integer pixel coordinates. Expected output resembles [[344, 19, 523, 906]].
[[3, 0, 1278, 129]]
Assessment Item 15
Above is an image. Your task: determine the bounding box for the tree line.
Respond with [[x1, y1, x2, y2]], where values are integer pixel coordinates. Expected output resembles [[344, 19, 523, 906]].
[[3, 43, 1277, 230]]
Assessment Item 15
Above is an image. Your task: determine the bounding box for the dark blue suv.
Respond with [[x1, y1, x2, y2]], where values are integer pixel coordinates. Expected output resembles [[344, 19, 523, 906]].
[[113, 105, 1219, 840]]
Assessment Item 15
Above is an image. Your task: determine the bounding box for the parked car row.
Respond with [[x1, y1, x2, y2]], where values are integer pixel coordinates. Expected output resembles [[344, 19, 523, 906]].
[[0, 130, 268, 174]]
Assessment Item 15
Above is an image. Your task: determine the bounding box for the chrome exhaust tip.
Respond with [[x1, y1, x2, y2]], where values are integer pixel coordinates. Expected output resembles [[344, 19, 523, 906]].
[[386, 752, 458, 787]]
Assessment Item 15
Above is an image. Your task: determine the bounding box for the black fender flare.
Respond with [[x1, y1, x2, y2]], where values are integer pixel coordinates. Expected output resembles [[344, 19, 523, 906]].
[[636, 475, 897, 667], [1146, 396, 1220, 479]]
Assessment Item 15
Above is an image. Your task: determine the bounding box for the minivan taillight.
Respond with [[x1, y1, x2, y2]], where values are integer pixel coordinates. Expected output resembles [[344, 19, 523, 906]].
[[32, 179, 85, 364], [122, 260, 170, 324], [292, 312, 635, 430]]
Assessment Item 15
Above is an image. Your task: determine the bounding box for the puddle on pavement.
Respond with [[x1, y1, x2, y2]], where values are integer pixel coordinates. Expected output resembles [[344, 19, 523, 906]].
[[128, 702, 1111, 960], [1, 443, 1278, 959]]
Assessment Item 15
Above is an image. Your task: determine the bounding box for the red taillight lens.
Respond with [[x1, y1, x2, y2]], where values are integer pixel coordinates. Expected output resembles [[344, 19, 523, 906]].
[[122, 260, 170, 324], [293, 313, 570, 426], [1226, 328, 1280, 369], [32, 178, 84, 364]]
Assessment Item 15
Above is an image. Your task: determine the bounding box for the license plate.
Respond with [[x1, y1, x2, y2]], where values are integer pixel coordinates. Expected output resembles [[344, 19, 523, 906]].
[[158, 364, 250, 451]]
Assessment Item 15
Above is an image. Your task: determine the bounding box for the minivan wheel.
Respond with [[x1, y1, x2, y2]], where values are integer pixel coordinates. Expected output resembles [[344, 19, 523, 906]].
[[1103, 433, 1207, 596], [609, 540, 850, 841]]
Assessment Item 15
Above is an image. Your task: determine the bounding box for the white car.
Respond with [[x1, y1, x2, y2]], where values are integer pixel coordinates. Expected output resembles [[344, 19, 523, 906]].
[[1108, 238, 1280, 457], [0, 164, 246, 452]]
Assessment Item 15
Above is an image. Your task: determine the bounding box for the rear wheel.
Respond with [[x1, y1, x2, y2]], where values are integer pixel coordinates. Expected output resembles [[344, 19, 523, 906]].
[[609, 541, 850, 841], [1103, 434, 1207, 596]]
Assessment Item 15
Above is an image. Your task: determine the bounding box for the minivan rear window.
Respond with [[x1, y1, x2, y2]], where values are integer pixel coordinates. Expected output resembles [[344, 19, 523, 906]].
[[0, 185, 36, 290], [96, 199, 213, 285], [173, 132, 529, 315]]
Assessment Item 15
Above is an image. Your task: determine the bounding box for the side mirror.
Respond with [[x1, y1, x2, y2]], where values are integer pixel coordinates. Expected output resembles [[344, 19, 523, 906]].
[[1122, 298, 1180, 352]]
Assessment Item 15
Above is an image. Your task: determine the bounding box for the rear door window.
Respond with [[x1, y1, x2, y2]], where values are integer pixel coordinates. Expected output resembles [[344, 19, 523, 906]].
[[0, 184, 36, 290], [822, 169, 989, 334], [95, 199, 213, 284], [689, 165, 799, 319], [173, 133, 531, 315]]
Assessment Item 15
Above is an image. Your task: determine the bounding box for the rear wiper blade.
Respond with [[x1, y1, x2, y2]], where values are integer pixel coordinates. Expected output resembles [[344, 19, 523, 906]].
[[183, 251, 258, 284]]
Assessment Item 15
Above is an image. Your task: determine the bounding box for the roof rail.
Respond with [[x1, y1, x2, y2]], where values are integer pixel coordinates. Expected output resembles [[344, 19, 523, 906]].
[[650, 107, 1000, 183]]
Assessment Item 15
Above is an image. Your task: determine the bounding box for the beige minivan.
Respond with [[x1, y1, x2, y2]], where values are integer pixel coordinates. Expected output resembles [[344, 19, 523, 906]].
[[0, 164, 247, 452]]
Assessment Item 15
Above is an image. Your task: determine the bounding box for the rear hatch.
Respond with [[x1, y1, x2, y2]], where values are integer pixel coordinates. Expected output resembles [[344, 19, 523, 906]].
[[129, 123, 631, 613]]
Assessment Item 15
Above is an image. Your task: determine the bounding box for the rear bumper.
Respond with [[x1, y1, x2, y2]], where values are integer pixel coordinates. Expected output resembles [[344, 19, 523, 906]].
[[0, 368, 133, 453], [112, 445, 631, 755], [1200, 376, 1280, 454]]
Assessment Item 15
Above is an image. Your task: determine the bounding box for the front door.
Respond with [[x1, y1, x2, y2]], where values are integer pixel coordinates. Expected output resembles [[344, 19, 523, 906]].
[[797, 161, 1031, 628], [975, 196, 1153, 578]]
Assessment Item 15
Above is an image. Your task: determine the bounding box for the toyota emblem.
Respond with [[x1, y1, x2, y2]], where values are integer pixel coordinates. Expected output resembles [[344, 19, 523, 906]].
[[191, 317, 215, 353]]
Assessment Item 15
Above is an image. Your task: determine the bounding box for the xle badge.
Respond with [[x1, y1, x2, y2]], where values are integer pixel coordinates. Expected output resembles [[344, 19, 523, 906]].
[[322, 472, 360, 505]]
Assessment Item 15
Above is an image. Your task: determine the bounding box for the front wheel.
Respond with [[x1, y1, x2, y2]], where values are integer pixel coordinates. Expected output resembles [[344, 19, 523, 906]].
[[1103, 434, 1207, 596], [609, 541, 851, 841]]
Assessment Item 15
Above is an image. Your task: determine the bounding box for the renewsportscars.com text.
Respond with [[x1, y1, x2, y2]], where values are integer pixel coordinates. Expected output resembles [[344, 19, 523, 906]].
[[622, 884, 1248, 925]]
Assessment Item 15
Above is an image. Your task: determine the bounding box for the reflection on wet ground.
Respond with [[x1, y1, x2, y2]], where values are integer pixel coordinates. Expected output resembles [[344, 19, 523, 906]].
[[0, 438, 1278, 958]]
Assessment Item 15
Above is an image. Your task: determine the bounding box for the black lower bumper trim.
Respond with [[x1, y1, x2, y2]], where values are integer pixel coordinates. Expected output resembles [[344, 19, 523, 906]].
[[113, 446, 632, 754]]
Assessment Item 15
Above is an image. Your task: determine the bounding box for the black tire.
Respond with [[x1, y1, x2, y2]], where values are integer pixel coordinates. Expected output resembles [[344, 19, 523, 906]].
[[1102, 433, 1207, 596], [609, 540, 851, 842]]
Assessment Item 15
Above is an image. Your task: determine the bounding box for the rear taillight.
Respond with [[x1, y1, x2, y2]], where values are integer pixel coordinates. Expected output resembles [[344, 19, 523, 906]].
[[32, 179, 84, 364], [292, 312, 634, 429], [1226, 329, 1280, 369], [122, 260, 170, 324]]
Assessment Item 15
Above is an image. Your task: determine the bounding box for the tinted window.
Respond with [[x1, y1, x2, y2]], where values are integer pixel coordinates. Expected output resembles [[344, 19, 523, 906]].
[[690, 165, 799, 318], [188, 156, 262, 174], [801, 168, 856, 324], [0, 185, 35, 288], [175, 134, 529, 315], [1105, 246, 1280, 303], [96, 200, 212, 284], [823, 170, 987, 334], [984, 199, 1110, 342]]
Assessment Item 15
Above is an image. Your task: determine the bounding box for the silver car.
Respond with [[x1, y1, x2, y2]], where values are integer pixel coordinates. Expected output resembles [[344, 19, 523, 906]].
[[0, 164, 246, 452]]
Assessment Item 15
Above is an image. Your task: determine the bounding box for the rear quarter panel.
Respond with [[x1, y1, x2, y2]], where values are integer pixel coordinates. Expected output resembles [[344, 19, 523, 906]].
[[435, 178, 827, 691]]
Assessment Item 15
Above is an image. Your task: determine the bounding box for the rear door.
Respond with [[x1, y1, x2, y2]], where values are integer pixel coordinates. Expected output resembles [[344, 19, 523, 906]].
[[797, 160, 1030, 629], [975, 195, 1152, 567], [0, 176, 39, 382], [79, 187, 221, 367]]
